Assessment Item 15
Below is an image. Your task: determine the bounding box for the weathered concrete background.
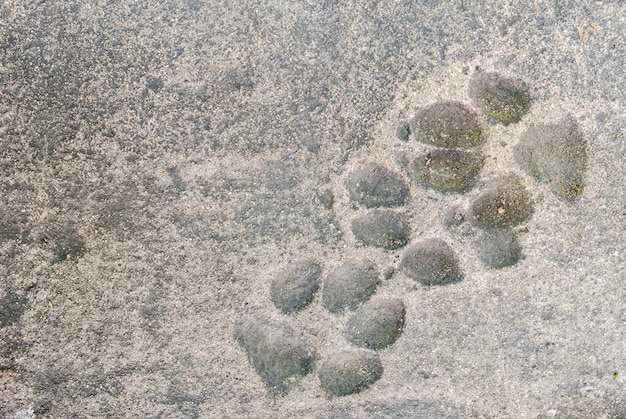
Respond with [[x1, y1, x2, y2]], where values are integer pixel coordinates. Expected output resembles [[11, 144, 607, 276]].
[[1, 1, 624, 417]]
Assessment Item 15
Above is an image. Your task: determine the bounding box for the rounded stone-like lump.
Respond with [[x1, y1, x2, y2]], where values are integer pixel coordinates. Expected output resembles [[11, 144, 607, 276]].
[[400, 238, 462, 286], [351, 209, 410, 250], [234, 314, 317, 395], [318, 348, 383, 396], [514, 116, 587, 200], [468, 177, 533, 229], [410, 148, 484, 193], [345, 297, 406, 350], [346, 162, 409, 208], [270, 258, 322, 314], [411, 100, 484, 148], [469, 69, 531, 124], [322, 258, 380, 313]]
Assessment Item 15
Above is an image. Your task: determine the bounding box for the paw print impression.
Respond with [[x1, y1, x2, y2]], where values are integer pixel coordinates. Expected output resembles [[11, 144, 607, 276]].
[[235, 66, 589, 400], [236, 254, 407, 397]]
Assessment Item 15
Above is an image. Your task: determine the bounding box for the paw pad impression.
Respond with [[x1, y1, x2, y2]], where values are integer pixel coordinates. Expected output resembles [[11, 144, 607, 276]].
[[235, 67, 589, 399], [469, 69, 531, 124], [514, 116, 587, 200], [234, 314, 317, 395]]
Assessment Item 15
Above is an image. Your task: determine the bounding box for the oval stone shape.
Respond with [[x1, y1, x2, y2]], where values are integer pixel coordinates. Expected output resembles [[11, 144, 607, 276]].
[[410, 148, 484, 193], [411, 100, 484, 148]]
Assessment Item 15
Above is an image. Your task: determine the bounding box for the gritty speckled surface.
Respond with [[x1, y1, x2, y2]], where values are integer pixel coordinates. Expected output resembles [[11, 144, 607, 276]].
[[1, 1, 625, 417]]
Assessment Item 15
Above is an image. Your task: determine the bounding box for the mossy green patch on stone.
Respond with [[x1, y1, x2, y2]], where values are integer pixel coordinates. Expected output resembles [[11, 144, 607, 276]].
[[514, 116, 587, 201]]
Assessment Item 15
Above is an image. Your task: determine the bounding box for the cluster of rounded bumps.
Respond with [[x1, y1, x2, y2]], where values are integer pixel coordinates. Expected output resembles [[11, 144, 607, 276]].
[[235, 69, 588, 397], [236, 257, 404, 396]]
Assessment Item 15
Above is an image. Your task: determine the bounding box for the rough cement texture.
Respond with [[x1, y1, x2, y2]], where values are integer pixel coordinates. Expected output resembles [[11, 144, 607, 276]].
[[1, 0, 625, 417]]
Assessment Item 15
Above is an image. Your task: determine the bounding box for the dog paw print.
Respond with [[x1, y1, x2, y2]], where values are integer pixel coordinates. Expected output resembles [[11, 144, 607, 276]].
[[235, 256, 404, 397], [234, 68, 588, 398]]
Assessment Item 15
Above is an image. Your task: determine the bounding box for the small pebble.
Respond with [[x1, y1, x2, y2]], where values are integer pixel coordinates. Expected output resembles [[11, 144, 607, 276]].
[[234, 314, 317, 395], [476, 229, 522, 269]]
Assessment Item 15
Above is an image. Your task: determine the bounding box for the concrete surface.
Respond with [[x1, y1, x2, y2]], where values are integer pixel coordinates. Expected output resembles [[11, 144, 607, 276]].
[[0, 0, 624, 417]]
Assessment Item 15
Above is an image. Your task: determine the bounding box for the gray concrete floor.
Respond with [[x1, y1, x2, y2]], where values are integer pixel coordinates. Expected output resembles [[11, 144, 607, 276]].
[[1, 1, 624, 417]]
